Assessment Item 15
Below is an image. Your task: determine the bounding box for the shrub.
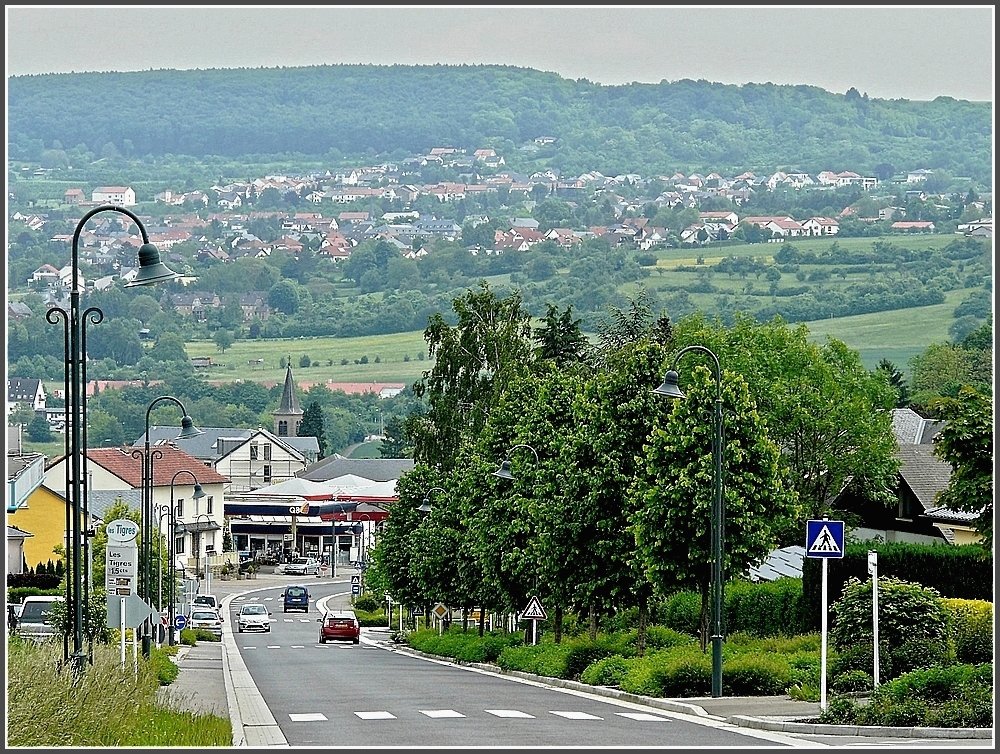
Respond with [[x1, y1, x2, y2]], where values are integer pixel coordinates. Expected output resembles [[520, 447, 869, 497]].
[[563, 640, 621, 680], [637, 625, 696, 651], [352, 593, 380, 612], [722, 653, 793, 696], [580, 654, 632, 687], [496, 642, 572, 678], [942, 598, 993, 664], [889, 637, 950, 676], [831, 669, 873, 693], [725, 578, 808, 636], [659, 591, 701, 636], [829, 643, 892, 680], [830, 577, 949, 679], [647, 650, 713, 697]]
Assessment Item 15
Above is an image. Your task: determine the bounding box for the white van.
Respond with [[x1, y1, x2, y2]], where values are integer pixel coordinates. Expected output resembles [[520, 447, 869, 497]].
[[16, 595, 65, 642]]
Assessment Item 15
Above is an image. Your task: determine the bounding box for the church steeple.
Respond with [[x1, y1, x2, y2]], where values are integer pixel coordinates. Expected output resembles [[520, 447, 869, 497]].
[[274, 356, 303, 437]]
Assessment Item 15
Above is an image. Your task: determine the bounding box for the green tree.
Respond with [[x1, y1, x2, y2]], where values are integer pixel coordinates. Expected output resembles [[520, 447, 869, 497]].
[[532, 303, 591, 365], [379, 415, 411, 458], [268, 279, 300, 315], [214, 329, 234, 353], [26, 413, 52, 442], [930, 387, 993, 546], [298, 400, 329, 458], [631, 366, 798, 650], [875, 358, 910, 408]]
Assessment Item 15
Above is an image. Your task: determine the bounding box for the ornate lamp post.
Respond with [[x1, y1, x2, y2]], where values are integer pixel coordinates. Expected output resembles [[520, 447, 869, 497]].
[[653, 344, 725, 698], [492, 444, 539, 480], [419, 486, 446, 514], [194, 512, 216, 594], [131, 395, 201, 657], [167, 471, 204, 646], [49, 205, 179, 674]]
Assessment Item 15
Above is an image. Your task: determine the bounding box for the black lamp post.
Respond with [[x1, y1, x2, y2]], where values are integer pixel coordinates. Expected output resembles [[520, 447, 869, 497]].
[[131, 395, 202, 657], [167, 471, 204, 646], [419, 486, 446, 514], [654, 345, 725, 698], [492, 444, 539, 480], [49, 205, 179, 674]]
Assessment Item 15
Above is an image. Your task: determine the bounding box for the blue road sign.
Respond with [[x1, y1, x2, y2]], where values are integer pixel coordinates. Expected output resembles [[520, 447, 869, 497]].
[[351, 585, 361, 595], [806, 519, 845, 558], [174, 614, 188, 630]]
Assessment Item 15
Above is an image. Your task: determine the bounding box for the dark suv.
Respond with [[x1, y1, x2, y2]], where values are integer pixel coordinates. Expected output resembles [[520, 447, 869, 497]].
[[282, 585, 310, 613]]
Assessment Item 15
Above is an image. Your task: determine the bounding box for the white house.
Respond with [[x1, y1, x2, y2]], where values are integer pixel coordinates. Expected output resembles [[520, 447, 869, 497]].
[[91, 186, 137, 206]]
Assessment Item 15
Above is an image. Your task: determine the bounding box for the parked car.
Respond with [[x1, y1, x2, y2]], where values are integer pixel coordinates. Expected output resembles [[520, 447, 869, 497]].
[[192, 594, 223, 622], [16, 596, 65, 642], [283, 557, 320, 576], [236, 603, 271, 633], [188, 608, 223, 637], [318, 610, 360, 644], [282, 585, 310, 613]]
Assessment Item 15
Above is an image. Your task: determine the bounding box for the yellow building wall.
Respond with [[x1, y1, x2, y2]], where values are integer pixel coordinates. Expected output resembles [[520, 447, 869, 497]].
[[9, 485, 71, 570]]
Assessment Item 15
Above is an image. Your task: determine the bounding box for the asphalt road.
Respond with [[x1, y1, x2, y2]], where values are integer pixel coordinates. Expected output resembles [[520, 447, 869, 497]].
[[227, 582, 811, 748]]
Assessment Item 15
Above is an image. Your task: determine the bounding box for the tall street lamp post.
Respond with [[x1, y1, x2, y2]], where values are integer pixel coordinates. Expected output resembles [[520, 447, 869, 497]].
[[166, 471, 204, 646], [50, 205, 179, 674], [653, 345, 725, 698], [131, 396, 201, 657], [195, 513, 216, 595]]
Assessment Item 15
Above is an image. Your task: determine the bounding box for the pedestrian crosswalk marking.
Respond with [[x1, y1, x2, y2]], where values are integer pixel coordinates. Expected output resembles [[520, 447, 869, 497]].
[[420, 709, 465, 718], [355, 711, 396, 719], [808, 524, 842, 554], [551, 711, 603, 720], [289, 713, 327, 721], [486, 709, 535, 718], [615, 712, 670, 721]]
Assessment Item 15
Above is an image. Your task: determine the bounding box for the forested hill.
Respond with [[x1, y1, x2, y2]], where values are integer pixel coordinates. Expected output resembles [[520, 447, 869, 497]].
[[7, 64, 992, 182]]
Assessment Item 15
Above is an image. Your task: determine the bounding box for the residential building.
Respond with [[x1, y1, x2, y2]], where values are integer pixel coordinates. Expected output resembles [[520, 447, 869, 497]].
[[7, 378, 46, 413], [91, 186, 137, 206]]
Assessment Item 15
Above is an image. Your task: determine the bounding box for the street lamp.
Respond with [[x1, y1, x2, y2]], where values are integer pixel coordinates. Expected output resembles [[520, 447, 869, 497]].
[[167, 471, 204, 646], [351, 512, 377, 565], [194, 513, 216, 594], [131, 395, 202, 657], [492, 444, 539, 480], [653, 344, 725, 698], [419, 486, 446, 514], [48, 204, 179, 673]]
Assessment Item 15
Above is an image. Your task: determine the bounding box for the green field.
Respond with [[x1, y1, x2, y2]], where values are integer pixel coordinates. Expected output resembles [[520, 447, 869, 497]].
[[184, 331, 433, 384]]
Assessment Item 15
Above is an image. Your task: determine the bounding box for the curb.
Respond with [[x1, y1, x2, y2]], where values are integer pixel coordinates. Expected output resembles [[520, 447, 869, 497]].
[[729, 714, 994, 739]]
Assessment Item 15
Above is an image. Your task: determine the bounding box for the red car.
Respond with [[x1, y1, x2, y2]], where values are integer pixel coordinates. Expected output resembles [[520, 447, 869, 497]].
[[318, 610, 360, 644]]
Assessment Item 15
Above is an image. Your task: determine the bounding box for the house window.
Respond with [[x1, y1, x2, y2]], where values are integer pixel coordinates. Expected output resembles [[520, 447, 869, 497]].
[[176, 499, 184, 518], [263, 465, 272, 483], [250, 444, 259, 460], [175, 535, 185, 555], [277, 421, 288, 437], [263, 444, 272, 461], [207, 496, 214, 515]]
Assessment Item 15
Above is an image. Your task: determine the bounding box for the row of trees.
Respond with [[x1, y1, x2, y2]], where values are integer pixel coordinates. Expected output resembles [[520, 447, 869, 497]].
[[368, 283, 949, 648]]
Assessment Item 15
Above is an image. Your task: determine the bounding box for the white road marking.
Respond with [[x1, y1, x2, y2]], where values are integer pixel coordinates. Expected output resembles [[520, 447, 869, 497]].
[[550, 711, 602, 720], [420, 709, 465, 718], [355, 711, 396, 719], [290, 645, 305, 648], [288, 713, 327, 722], [615, 712, 670, 721], [242, 646, 257, 650], [485, 709, 534, 718], [267, 645, 280, 649]]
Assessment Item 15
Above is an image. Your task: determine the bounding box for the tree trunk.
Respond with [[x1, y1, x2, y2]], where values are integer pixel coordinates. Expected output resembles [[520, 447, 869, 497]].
[[637, 600, 648, 658], [478, 608, 485, 637], [588, 604, 597, 642], [554, 605, 563, 644]]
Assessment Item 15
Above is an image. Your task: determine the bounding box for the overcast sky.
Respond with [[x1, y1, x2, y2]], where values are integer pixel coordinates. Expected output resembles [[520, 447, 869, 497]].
[[5, 5, 995, 102]]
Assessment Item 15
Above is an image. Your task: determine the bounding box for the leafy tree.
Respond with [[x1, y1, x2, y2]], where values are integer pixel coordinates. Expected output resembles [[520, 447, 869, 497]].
[[875, 358, 910, 408], [379, 414, 411, 458], [930, 387, 994, 546], [298, 400, 329, 458], [26, 413, 52, 442], [214, 329, 234, 353], [631, 366, 798, 650], [268, 279, 300, 315], [532, 303, 591, 365]]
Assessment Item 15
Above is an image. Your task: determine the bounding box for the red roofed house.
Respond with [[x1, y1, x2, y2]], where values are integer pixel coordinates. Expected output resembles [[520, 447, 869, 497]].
[[891, 221, 936, 233]]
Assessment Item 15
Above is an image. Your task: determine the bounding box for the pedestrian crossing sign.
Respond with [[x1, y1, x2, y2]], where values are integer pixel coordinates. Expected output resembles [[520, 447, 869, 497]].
[[520, 595, 547, 621], [805, 519, 845, 558]]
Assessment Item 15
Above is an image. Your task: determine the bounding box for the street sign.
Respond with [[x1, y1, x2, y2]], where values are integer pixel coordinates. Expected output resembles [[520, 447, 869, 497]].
[[410, 607, 422, 617], [351, 574, 361, 584], [351, 585, 361, 595], [519, 595, 547, 621], [805, 519, 845, 558], [106, 518, 140, 543], [106, 594, 156, 629], [175, 614, 188, 631], [432, 602, 449, 620], [867, 550, 878, 575], [105, 543, 138, 594]]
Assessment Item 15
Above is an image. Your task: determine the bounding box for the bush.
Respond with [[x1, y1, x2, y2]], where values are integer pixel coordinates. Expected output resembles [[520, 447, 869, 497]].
[[496, 642, 572, 678], [831, 669, 873, 693], [725, 578, 809, 636], [942, 598, 993, 664], [580, 654, 632, 687], [889, 637, 950, 676], [722, 653, 793, 696], [659, 591, 701, 636], [352, 593, 380, 612], [830, 577, 949, 679], [636, 625, 696, 651], [646, 649, 713, 697], [563, 639, 620, 680]]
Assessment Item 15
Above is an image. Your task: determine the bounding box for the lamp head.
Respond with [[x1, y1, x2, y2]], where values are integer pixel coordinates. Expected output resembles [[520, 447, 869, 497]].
[[652, 369, 685, 399], [125, 242, 181, 287], [192, 483, 206, 500], [353, 522, 364, 535], [492, 459, 515, 480], [417, 498, 432, 514], [177, 415, 203, 439]]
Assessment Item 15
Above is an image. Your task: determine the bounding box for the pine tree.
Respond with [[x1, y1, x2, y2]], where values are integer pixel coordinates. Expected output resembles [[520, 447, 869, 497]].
[[298, 401, 328, 457]]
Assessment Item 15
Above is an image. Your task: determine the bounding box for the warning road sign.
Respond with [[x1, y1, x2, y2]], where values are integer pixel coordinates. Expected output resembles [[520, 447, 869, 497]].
[[806, 519, 845, 558], [519, 595, 547, 621]]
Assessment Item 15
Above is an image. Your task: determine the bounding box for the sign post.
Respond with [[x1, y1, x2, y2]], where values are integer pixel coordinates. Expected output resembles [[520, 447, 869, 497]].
[[519, 595, 547, 646], [806, 517, 845, 712], [868, 550, 880, 688], [105, 518, 140, 669], [432, 603, 449, 635]]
